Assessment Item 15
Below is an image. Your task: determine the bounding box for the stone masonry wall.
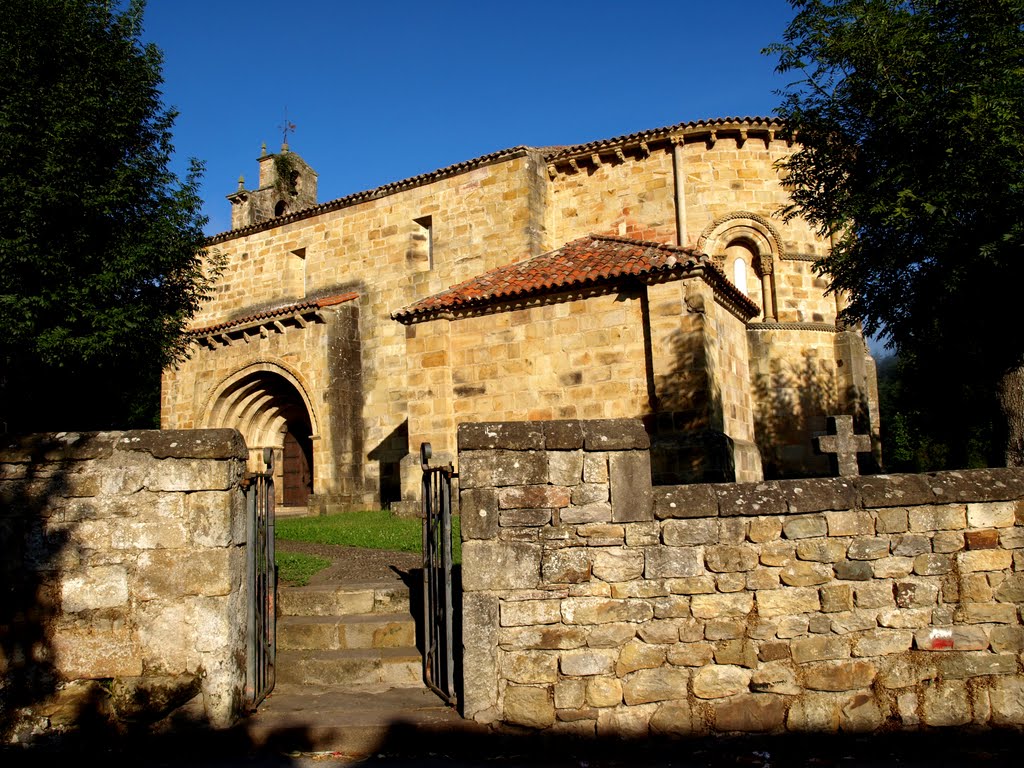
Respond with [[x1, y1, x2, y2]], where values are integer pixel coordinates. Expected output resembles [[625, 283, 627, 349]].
[[0, 430, 250, 742], [458, 419, 1024, 735]]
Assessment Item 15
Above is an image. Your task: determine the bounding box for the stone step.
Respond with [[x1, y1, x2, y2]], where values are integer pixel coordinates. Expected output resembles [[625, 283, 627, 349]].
[[275, 648, 423, 688], [277, 581, 412, 618], [277, 612, 417, 651], [246, 683, 485, 757]]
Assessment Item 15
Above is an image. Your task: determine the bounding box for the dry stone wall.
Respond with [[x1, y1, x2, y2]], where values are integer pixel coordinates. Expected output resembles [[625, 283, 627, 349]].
[[458, 419, 1024, 735], [0, 430, 250, 742]]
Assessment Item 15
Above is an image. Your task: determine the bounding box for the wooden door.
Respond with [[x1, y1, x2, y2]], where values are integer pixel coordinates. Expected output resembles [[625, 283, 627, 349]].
[[282, 430, 312, 506]]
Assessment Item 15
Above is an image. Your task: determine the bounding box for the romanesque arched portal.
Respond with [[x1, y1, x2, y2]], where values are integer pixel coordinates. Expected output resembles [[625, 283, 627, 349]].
[[204, 365, 319, 508]]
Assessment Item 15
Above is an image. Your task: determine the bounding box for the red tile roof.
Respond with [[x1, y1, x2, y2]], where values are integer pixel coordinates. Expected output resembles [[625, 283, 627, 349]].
[[392, 235, 759, 323], [191, 292, 358, 336]]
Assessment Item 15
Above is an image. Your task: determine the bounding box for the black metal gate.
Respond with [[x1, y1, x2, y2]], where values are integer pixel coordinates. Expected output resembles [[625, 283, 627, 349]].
[[244, 448, 276, 710], [420, 442, 457, 707]]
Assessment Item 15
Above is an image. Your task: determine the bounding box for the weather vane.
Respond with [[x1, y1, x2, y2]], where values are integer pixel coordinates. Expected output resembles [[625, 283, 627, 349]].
[[279, 108, 296, 148]]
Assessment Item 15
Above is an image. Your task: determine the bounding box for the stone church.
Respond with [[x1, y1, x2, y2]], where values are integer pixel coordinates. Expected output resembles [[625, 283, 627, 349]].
[[160, 117, 879, 513]]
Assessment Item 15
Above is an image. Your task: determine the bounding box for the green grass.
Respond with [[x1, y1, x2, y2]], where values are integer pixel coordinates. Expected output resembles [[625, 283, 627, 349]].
[[275, 551, 331, 586], [275, 509, 462, 566]]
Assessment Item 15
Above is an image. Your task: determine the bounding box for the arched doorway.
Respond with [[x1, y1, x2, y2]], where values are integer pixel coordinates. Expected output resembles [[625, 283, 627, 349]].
[[205, 366, 318, 508]]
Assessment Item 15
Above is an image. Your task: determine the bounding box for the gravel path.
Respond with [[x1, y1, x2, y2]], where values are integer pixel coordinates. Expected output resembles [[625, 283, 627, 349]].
[[275, 539, 423, 585]]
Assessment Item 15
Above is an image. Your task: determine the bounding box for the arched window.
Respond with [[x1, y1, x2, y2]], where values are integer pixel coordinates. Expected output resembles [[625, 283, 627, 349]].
[[732, 254, 748, 294], [274, 200, 287, 217]]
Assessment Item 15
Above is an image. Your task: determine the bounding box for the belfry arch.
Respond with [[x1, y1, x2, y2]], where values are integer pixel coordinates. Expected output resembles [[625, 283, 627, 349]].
[[698, 212, 781, 323], [205, 364, 319, 508]]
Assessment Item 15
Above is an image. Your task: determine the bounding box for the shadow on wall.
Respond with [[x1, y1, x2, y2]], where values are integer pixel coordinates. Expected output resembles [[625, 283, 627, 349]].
[[752, 351, 875, 479], [1, 444, 69, 743], [368, 420, 409, 510]]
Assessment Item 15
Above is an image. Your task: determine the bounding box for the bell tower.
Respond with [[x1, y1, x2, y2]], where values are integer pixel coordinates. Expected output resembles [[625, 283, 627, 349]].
[[226, 141, 318, 230]]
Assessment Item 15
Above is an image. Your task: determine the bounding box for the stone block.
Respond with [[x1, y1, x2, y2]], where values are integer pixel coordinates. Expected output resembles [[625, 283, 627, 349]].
[[623, 667, 690, 705], [638, 619, 686, 645], [500, 599, 562, 627], [713, 693, 787, 732], [803, 660, 877, 691], [921, 680, 970, 726], [858, 475, 935, 509], [586, 676, 623, 707], [846, 537, 889, 560], [560, 649, 616, 676], [611, 580, 667, 599], [871, 557, 914, 578], [644, 546, 703, 578], [60, 565, 129, 612], [571, 483, 609, 506], [936, 652, 1017, 679], [542, 548, 591, 583], [543, 421, 586, 450], [989, 625, 1024, 653], [51, 624, 143, 678], [834, 560, 873, 581], [583, 454, 609, 484], [782, 514, 827, 539], [547, 450, 585, 485], [913, 553, 953, 576], [459, 449, 547, 489], [461, 540, 541, 591], [705, 545, 758, 572], [854, 582, 894, 609], [875, 508, 909, 534], [825, 510, 873, 536], [820, 584, 854, 613], [787, 693, 840, 731], [990, 679, 1024, 726], [795, 538, 848, 562], [908, 505, 966, 532], [582, 419, 650, 451], [622, 522, 657, 546], [780, 561, 832, 587], [596, 703, 657, 738], [839, 692, 884, 732], [500, 508, 552, 527], [560, 503, 612, 524], [458, 422, 544, 451], [554, 678, 586, 710], [876, 608, 932, 629], [891, 534, 930, 557], [500, 650, 558, 683], [759, 540, 795, 566], [136, 549, 232, 599], [746, 569, 781, 591], [966, 501, 1017, 528], [716, 572, 746, 592], [503, 684, 554, 728], [692, 664, 752, 699], [586, 622, 636, 648], [714, 639, 759, 668], [964, 529, 1000, 550], [662, 518, 718, 546], [499, 625, 587, 650], [716, 482, 786, 517], [609, 451, 653, 522], [460, 489, 499, 536], [756, 587, 819, 617], [653, 484, 718, 519], [932, 530, 965, 553], [666, 575, 716, 594], [747, 516, 782, 543], [830, 611, 878, 635], [650, 700, 698, 735], [994, 573, 1024, 603], [615, 639, 666, 675], [650, 595, 690, 619], [961, 602, 1017, 624], [705, 619, 745, 640], [750, 663, 800, 695], [851, 629, 912, 657], [779, 477, 858, 513], [690, 592, 754, 619], [957, 549, 1012, 572], [791, 635, 850, 663], [913, 626, 988, 651], [498, 485, 569, 510], [561, 597, 653, 625], [591, 548, 644, 583], [668, 642, 715, 667]]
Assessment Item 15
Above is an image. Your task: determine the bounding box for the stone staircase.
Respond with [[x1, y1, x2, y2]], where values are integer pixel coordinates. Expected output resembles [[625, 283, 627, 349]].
[[244, 579, 478, 756]]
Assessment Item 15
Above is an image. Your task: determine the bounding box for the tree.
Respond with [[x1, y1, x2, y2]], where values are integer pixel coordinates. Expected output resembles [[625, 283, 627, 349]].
[[767, 0, 1024, 466], [0, 0, 215, 431]]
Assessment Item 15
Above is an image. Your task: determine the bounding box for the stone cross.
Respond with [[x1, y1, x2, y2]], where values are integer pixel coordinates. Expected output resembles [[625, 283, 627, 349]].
[[814, 415, 871, 477]]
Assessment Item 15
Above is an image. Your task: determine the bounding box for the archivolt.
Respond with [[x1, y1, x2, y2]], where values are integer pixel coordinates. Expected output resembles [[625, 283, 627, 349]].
[[201, 360, 319, 449], [696, 211, 785, 273]]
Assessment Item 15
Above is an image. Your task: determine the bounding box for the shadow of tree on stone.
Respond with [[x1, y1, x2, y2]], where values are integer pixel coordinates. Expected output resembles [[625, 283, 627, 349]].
[[752, 351, 876, 479]]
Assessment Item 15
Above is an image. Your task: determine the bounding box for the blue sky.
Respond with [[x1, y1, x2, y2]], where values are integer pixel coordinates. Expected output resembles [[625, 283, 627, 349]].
[[140, 0, 799, 236]]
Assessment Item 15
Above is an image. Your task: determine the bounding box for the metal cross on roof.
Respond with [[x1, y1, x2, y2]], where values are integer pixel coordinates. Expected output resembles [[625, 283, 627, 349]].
[[279, 108, 296, 148], [814, 415, 872, 477]]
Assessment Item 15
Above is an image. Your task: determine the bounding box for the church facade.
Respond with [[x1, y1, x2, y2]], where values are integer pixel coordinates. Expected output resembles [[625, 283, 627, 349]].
[[160, 118, 879, 513]]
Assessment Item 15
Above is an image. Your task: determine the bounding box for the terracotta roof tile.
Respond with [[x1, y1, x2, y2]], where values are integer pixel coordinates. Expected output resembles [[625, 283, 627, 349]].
[[191, 292, 358, 336], [392, 236, 759, 322]]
